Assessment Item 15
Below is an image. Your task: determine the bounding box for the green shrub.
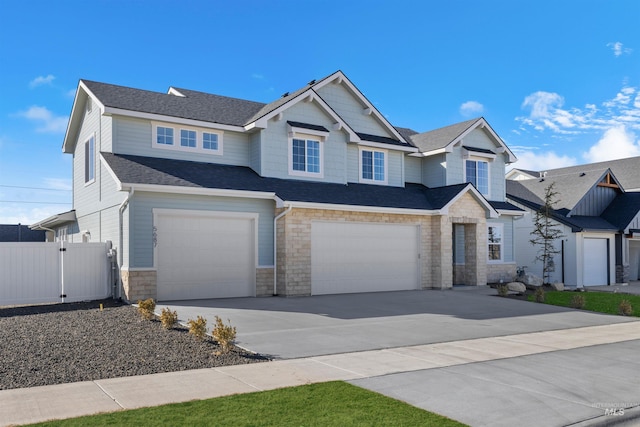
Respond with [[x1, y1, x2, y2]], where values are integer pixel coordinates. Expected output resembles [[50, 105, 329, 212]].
[[534, 287, 545, 303], [187, 316, 208, 341], [570, 294, 585, 309], [496, 284, 508, 297], [160, 307, 178, 329], [619, 299, 633, 316], [212, 316, 237, 354], [137, 298, 156, 320]]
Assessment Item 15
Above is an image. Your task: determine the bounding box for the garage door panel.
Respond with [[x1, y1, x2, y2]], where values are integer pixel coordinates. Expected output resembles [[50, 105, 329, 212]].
[[583, 238, 608, 286], [311, 221, 419, 295], [156, 212, 255, 301]]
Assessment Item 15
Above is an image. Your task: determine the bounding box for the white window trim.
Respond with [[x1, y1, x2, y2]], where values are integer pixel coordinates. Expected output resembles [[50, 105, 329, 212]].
[[152, 122, 223, 155], [288, 133, 324, 178], [487, 222, 504, 263], [463, 156, 490, 197], [359, 147, 388, 185], [84, 134, 96, 186]]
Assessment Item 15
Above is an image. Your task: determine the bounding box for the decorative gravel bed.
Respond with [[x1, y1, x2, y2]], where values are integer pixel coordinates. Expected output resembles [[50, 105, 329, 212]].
[[0, 299, 268, 390]]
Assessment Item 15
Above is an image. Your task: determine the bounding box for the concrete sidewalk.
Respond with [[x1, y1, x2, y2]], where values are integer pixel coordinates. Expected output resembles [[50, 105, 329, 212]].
[[1, 321, 639, 427]]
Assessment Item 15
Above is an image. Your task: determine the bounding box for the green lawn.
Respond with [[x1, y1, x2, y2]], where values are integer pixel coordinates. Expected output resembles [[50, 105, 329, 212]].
[[528, 290, 640, 316], [29, 381, 466, 427]]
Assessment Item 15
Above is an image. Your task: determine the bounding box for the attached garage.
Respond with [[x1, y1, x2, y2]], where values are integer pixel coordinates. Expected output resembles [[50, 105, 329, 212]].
[[582, 237, 609, 286], [311, 221, 420, 295], [154, 209, 257, 300]]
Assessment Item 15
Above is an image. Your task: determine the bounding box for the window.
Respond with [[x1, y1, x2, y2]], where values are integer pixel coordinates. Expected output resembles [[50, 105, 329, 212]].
[[360, 149, 386, 183], [84, 136, 95, 183], [180, 129, 196, 147], [466, 159, 489, 195], [487, 224, 503, 262], [156, 126, 174, 145], [203, 132, 218, 150], [152, 123, 223, 154], [291, 138, 321, 174]]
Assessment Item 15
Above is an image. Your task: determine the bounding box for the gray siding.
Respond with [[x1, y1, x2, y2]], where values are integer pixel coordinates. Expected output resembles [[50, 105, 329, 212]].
[[129, 193, 275, 268], [387, 151, 403, 187], [572, 185, 618, 216], [249, 131, 261, 174], [112, 116, 251, 166], [73, 100, 101, 217], [260, 101, 349, 184], [346, 145, 359, 183], [422, 154, 447, 187], [316, 83, 394, 137], [404, 156, 422, 184]]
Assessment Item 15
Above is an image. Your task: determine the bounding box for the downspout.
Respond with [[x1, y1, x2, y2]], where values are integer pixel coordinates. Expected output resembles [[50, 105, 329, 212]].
[[273, 203, 293, 296], [118, 188, 134, 300]]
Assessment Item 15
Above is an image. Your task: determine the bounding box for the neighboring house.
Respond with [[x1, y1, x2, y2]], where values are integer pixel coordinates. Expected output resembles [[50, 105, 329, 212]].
[[37, 70, 521, 302], [29, 210, 78, 242], [506, 166, 640, 287], [0, 224, 46, 242]]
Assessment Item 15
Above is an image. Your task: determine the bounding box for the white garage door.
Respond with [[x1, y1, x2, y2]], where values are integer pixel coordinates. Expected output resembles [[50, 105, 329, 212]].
[[155, 210, 256, 300], [583, 238, 608, 286], [311, 221, 420, 295]]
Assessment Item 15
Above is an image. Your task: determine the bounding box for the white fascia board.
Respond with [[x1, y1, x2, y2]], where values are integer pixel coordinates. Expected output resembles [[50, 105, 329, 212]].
[[99, 154, 124, 190], [441, 184, 499, 218], [312, 71, 407, 143], [103, 107, 245, 133], [283, 200, 440, 216], [356, 140, 418, 153], [497, 209, 525, 217], [120, 183, 276, 200], [412, 147, 451, 157]]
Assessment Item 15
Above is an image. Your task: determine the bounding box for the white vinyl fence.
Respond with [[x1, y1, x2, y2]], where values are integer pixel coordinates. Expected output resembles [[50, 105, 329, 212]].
[[0, 242, 111, 306]]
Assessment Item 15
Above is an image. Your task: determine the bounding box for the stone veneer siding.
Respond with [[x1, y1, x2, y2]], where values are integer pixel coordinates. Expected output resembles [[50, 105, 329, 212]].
[[276, 192, 490, 296], [121, 269, 157, 302], [256, 267, 275, 296]]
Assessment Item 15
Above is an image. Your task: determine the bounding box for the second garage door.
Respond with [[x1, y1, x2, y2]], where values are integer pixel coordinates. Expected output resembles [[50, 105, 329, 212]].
[[583, 237, 609, 286], [155, 210, 256, 301], [311, 221, 420, 295]]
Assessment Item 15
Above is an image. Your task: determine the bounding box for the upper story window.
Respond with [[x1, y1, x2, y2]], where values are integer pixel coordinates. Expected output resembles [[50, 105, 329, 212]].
[[292, 138, 321, 174], [487, 223, 503, 262], [152, 123, 223, 155], [84, 136, 95, 184], [180, 129, 196, 148], [465, 159, 489, 195], [360, 148, 387, 184]]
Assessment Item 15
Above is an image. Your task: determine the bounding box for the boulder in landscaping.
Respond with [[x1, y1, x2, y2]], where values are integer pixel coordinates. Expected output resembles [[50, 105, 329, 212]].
[[507, 282, 526, 294], [521, 272, 543, 288], [550, 282, 564, 291]]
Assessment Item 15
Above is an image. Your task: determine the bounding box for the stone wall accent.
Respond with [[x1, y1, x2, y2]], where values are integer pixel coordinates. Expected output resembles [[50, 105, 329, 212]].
[[121, 269, 157, 302], [256, 267, 274, 296], [487, 263, 517, 284], [616, 264, 629, 284]]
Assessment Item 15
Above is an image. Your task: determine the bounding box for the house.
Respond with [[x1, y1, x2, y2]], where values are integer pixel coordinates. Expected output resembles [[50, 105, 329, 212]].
[[0, 224, 46, 242], [37, 70, 521, 302], [506, 164, 640, 286]]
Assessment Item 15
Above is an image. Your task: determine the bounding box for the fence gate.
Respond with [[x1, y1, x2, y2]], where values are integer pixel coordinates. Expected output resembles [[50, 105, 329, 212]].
[[0, 242, 111, 306]]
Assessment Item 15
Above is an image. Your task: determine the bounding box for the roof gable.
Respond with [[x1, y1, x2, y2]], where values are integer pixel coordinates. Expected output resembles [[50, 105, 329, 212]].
[[409, 117, 516, 163]]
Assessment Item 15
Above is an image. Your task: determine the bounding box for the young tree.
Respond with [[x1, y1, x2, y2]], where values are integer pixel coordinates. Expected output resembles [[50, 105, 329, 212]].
[[530, 182, 565, 284]]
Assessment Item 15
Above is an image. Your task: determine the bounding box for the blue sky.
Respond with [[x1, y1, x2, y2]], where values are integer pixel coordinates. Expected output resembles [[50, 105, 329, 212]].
[[1, 0, 638, 224]]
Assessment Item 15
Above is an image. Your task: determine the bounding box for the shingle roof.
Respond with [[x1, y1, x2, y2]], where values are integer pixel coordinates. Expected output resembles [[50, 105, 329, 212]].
[[601, 192, 640, 231], [408, 118, 480, 152], [488, 200, 524, 212], [101, 153, 475, 211], [0, 225, 46, 242], [512, 156, 640, 190]]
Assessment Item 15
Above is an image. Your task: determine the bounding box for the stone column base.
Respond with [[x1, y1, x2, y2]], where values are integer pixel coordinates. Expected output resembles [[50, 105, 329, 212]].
[[121, 269, 157, 302]]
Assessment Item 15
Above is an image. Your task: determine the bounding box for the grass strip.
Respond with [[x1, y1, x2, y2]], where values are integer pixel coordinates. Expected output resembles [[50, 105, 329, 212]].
[[528, 291, 640, 316]]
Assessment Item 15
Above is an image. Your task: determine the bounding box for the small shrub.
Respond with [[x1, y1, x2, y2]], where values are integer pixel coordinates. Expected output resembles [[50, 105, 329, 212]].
[[619, 299, 633, 316], [187, 316, 207, 341], [137, 298, 156, 320], [570, 294, 586, 309], [212, 316, 237, 354], [534, 287, 545, 303], [160, 307, 178, 329], [496, 284, 508, 297]]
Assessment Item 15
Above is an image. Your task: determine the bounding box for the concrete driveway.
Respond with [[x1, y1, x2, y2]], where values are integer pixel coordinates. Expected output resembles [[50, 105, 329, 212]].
[[163, 287, 637, 359]]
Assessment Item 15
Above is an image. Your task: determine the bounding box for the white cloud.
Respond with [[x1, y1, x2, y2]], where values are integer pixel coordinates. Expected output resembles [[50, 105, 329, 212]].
[[459, 101, 484, 117], [43, 178, 72, 191], [29, 74, 56, 89], [0, 205, 65, 225], [607, 42, 632, 57], [583, 125, 640, 163], [16, 106, 68, 133], [521, 91, 564, 119], [511, 150, 577, 171]]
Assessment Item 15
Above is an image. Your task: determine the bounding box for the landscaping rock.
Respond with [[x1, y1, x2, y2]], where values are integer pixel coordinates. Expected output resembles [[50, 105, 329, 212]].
[[507, 282, 526, 294], [550, 282, 564, 291], [522, 272, 543, 288]]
